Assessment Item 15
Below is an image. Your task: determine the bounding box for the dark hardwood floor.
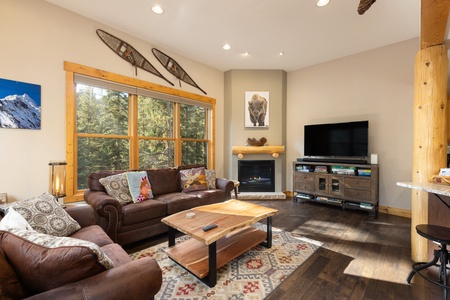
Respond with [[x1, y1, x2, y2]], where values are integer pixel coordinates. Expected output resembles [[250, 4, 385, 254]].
[[125, 199, 444, 300]]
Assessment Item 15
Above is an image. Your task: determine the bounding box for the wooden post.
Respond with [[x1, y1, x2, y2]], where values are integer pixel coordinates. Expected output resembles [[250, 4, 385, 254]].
[[411, 44, 448, 262]]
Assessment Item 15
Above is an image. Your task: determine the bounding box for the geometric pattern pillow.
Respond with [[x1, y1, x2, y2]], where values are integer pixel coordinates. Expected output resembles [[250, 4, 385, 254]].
[[99, 173, 133, 205], [8, 193, 81, 237], [1, 229, 114, 294], [205, 169, 216, 189], [126, 171, 153, 203], [10, 193, 81, 236], [180, 167, 208, 193]]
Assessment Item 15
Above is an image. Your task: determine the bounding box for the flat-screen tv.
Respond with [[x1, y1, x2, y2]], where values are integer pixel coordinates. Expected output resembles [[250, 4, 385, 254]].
[[303, 120, 369, 163]]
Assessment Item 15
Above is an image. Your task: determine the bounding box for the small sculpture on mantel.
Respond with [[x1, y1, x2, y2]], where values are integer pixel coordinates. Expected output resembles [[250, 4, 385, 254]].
[[246, 137, 267, 147]]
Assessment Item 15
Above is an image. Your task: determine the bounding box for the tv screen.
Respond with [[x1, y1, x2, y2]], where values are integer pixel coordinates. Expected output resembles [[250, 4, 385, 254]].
[[304, 121, 368, 159]]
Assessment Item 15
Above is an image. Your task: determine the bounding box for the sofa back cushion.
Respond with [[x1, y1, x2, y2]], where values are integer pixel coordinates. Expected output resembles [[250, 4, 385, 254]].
[[146, 168, 180, 196], [0, 229, 114, 295]]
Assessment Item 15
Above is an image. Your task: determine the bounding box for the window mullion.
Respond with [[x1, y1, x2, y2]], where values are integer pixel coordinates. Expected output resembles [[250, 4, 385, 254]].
[[174, 103, 181, 166], [129, 94, 139, 169]]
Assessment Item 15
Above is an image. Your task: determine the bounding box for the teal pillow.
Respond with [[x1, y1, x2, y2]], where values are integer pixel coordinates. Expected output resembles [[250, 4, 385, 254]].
[[126, 171, 153, 203]]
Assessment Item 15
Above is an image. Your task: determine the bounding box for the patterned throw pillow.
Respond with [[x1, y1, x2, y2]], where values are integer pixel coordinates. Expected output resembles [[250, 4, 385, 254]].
[[8, 193, 80, 237], [205, 169, 216, 189], [99, 173, 133, 205], [180, 167, 208, 192], [126, 171, 153, 203]]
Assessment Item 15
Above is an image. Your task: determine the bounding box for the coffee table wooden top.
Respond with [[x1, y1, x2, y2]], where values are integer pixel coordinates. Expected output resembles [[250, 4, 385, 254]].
[[161, 199, 278, 245]]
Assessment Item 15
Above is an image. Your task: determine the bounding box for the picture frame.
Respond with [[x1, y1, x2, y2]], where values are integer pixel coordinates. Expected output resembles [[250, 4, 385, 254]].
[[0, 78, 41, 129], [245, 91, 269, 128]]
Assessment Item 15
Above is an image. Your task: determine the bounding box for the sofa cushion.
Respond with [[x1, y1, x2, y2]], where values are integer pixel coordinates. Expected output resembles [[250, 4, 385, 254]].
[[69, 225, 113, 247], [121, 200, 167, 226], [180, 167, 208, 192], [0, 229, 114, 294], [8, 193, 81, 237], [146, 168, 180, 196], [0, 207, 34, 231], [0, 248, 27, 299], [185, 189, 226, 206], [99, 173, 133, 205], [126, 171, 153, 202], [155, 193, 202, 215]]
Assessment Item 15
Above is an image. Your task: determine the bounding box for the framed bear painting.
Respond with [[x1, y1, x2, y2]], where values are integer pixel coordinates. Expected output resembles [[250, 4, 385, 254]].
[[245, 91, 269, 128]]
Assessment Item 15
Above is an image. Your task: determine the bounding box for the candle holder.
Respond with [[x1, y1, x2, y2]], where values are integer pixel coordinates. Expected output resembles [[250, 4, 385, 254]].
[[49, 160, 67, 204]]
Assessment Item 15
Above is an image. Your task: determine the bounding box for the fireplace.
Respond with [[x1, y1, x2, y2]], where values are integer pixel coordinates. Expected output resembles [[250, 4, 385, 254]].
[[238, 160, 275, 192]]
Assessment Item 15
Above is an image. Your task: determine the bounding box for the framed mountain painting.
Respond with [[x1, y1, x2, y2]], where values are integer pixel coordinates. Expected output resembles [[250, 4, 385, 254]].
[[0, 78, 41, 129]]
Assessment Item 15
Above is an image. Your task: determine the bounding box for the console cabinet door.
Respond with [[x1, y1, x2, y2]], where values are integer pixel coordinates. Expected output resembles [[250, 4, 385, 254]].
[[315, 174, 344, 197]]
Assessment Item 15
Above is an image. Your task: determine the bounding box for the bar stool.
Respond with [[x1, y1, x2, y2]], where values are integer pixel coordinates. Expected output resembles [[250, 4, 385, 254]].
[[407, 224, 450, 300]]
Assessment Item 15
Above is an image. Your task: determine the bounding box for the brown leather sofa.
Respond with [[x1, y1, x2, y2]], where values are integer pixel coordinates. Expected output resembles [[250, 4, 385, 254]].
[[0, 205, 162, 300], [84, 165, 234, 246]]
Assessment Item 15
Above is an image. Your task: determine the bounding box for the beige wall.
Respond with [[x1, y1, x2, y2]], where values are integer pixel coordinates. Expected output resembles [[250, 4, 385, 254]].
[[286, 38, 418, 210], [224, 70, 287, 192], [0, 0, 225, 202]]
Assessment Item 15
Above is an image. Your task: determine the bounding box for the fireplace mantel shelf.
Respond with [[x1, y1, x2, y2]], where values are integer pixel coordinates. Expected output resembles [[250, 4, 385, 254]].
[[232, 145, 285, 158]]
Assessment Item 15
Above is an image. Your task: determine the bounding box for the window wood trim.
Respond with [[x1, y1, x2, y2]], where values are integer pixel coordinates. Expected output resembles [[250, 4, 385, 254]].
[[64, 61, 216, 202]]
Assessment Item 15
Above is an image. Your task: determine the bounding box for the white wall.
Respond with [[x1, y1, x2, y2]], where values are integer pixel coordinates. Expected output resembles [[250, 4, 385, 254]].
[[0, 0, 225, 202], [286, 38, 418, 210]]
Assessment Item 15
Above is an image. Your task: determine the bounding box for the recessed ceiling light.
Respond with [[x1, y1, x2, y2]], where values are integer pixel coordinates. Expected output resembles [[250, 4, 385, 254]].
[[279, 52, 284, 56], [152, 5, 164, 14], [243, 52, 249, 55], [223, 44, 231, 50], [317, 0, 330, 7]]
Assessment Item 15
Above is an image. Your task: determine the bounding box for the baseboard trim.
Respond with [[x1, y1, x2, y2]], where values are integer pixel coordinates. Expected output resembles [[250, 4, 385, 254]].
[[378, 205, 411, 218]]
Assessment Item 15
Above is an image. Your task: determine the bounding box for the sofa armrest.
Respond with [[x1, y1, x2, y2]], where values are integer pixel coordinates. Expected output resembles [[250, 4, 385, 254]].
[[216, 178, 234, 200], [84, 190, 123, 242], [25, 257, 162, 300], [65, 205, 96, 228]]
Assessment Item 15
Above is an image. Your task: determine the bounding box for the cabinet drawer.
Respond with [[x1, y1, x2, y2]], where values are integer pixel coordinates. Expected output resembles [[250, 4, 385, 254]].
[[345, 188, 371, 202], [345, 177, 371, 189], [294, 181, 315, 192], [294, 172, 315, 182]]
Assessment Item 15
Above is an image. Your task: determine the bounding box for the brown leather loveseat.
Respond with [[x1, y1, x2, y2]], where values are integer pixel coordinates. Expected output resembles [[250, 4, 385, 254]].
[[0, 205, 162, 300], [84, 165, 234, 246]]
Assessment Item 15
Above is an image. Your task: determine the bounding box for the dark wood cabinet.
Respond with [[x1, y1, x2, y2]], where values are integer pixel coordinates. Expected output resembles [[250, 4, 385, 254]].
[[293, 161, 379, 215]]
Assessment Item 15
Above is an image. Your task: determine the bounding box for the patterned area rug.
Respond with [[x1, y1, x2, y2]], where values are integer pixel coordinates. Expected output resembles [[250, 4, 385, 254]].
[[130, 224, 322, 300]]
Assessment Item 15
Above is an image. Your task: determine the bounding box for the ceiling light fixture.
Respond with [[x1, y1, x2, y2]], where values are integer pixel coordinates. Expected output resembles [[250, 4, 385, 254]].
[[279, 52, 284, 56], [151, 5, 164, 14], [223, 44, 231, 50], [316, 0, 330, 7]]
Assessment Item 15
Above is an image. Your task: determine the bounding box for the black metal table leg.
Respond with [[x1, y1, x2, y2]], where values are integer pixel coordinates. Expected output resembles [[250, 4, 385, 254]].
[[168, 226, 177, 247], [203, 242, 217, 287], [260, 216, 273, 248]]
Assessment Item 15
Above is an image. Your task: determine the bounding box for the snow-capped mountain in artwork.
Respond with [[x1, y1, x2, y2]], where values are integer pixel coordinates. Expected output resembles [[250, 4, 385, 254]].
[[0, 94, 41, 129]]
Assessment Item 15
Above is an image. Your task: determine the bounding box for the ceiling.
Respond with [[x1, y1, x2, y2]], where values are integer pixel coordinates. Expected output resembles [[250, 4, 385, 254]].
[[46, 0, 427, 72]]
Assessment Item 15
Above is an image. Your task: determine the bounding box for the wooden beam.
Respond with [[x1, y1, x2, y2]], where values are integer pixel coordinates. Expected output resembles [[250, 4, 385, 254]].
[[420, 0, 450, 49], [412, 45, 448, 262]]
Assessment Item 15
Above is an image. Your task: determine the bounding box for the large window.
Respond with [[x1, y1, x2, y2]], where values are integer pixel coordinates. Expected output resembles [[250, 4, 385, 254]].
[[65, 62, 215, 202]]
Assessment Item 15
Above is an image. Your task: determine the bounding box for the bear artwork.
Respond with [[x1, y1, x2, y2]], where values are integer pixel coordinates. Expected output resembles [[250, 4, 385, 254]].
[[248, 93, 267, 126]]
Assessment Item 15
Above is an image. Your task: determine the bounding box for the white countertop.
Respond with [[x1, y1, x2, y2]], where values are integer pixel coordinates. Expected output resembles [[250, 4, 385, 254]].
[[397, 182, 450, 197]]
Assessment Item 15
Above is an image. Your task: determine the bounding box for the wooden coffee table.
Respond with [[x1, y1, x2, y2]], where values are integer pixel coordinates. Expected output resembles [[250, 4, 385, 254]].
[[161, 199, 278, 287]]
